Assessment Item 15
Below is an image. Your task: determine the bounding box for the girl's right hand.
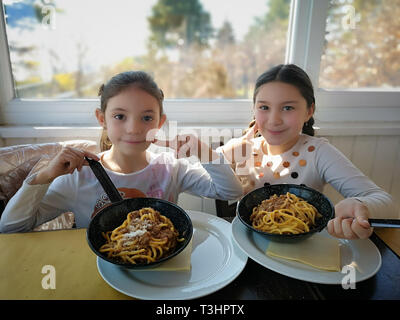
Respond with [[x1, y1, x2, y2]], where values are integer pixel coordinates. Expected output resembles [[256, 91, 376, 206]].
[[31, 147, 100, 185], [327, 198, 373, 239], [221, 122, 258, 164]]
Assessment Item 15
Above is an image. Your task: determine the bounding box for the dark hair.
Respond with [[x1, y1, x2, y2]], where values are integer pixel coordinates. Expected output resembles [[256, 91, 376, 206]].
[[98, 71, 164, 151], [251, 64, 315, 136]]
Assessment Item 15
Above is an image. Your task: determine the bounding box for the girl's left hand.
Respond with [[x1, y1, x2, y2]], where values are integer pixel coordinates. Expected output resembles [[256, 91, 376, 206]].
[[327, 198, 373, 239]]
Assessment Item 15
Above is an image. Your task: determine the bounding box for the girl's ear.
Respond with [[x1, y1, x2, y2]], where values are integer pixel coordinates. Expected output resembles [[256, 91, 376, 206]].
[[95, 108, 106, 127], [158, 114, 167, 129]]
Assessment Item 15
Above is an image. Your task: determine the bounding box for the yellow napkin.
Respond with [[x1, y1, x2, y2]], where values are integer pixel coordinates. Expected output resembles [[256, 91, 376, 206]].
[[138, 239, 192, 271], [266, 233, 341, 272], [0, 229, 131, 300]]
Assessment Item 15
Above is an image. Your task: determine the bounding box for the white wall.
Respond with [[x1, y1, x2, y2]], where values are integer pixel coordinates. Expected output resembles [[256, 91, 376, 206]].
[[320, 135, 400, 217]]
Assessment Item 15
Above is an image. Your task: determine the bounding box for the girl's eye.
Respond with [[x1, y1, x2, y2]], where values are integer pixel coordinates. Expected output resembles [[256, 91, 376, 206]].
[[113, 114, 125, 120], [143, 115, 153, 122], [259, 105, 269, 110], [283, 105, 294, 111]]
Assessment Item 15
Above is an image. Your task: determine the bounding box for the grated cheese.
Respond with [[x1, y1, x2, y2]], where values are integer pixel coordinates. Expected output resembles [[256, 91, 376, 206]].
[[122, 218, 153, 240], [123, 229, 147, 239]]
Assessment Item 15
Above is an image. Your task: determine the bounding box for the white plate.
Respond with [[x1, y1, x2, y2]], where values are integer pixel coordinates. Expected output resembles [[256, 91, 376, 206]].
[[231, 217, 381, 284], [97, 210, 247, 299]]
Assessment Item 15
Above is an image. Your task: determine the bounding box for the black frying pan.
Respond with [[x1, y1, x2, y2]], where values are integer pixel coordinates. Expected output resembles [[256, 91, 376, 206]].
[[84, 157, 193, 269], [236, 183, 335, 242]]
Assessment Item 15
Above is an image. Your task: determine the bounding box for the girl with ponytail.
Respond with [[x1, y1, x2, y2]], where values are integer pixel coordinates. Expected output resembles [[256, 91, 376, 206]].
[[0, 71, 243, 233], [221, 64, 396, 240]]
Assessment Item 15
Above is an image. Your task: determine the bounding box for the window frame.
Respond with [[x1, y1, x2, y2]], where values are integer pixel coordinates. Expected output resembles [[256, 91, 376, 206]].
[[0, 0, 399, 133], [286, 0, 400, 126]]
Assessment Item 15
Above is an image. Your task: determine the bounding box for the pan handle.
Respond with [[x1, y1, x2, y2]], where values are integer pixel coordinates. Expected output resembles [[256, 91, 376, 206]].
[[85, 157, 123, 203], [368, 218, 400, 228]]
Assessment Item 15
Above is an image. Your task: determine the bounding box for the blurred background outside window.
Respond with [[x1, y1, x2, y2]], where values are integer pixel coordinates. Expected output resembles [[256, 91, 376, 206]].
[[4, 0, 398, 100], [319, 0, 400, 89], [3, 0, 290, 99]]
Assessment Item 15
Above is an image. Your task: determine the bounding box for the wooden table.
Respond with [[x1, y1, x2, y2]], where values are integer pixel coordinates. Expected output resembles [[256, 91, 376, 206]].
[[0, 228, 130, 300], [0, 221, 399, 300]]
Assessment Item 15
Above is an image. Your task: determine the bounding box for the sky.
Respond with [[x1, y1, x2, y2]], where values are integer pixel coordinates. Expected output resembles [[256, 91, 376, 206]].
[[4, 0, 270, 80]]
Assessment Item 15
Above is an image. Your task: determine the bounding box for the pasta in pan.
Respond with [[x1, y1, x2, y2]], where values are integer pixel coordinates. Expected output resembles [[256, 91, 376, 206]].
[[250, 192, 322, 235], [99, 207, 183, 264]]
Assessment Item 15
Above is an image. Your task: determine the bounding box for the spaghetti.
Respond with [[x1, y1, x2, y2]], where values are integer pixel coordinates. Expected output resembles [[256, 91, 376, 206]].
[[250, 192, 322, 234], [99, 207, 183, 264]]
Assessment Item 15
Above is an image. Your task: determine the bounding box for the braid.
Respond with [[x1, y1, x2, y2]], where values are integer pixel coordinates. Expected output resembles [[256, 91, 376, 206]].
[[97, 83, 110, 151], [302, 116, 315, 136], [100, 129, 112, 152]]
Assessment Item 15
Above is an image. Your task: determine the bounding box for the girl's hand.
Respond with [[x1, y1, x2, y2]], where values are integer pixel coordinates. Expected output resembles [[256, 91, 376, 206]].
[[327, 198, 373, 239], [221, 123, 258, 164], [154, 134, 217, 162], [31, 147, 100, 185]]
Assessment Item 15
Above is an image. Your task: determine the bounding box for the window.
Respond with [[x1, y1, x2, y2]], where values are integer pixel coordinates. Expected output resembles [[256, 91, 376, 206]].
[[319, 0, 400, 89], [4, 0, 290, 99], [0, 0, 398, 129]]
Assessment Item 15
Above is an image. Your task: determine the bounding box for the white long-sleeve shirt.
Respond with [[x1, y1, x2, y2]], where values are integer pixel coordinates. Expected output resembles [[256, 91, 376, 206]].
[[221, 134, 397, 219], [0, 150, 243, 233]]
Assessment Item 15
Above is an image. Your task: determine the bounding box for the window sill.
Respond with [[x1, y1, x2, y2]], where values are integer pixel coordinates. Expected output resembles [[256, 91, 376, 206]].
[[0, 126, 102, 138], [1, 121, 400, 140]]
